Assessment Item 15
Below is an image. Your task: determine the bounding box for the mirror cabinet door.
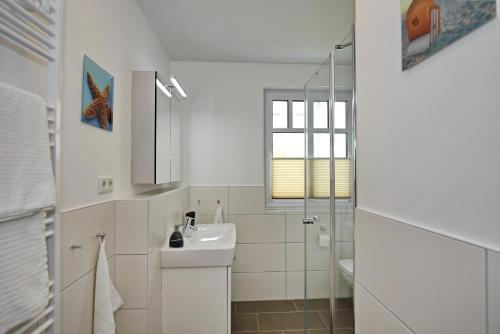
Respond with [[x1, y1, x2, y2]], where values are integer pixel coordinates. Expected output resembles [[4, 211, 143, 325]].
[[170, 97, 181, 182], [155, 84, 171, 184]]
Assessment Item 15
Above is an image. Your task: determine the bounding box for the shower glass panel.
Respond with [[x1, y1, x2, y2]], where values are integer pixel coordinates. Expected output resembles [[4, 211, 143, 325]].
[[304, 57, 333, 331], [332, 38, 355, 333], [304, 34, 355, 333]]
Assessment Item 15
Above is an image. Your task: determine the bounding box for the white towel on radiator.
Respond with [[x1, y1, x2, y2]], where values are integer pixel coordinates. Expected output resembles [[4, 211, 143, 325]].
[[212, 203, 224, 224], [0, 212, 50, 333], [0, 81, 56, 221], [94, 240, 123, 334]]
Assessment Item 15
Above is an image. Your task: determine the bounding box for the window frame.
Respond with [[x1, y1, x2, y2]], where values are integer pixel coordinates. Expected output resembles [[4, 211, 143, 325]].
[[264, 89, 354, 209]]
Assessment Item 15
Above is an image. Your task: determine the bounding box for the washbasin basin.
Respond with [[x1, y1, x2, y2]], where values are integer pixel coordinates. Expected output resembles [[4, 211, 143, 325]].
[[161, 223, 236, 268]]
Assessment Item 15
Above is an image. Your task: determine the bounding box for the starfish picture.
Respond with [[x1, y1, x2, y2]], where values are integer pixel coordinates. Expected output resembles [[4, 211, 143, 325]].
[[83, 72, 113, 129]]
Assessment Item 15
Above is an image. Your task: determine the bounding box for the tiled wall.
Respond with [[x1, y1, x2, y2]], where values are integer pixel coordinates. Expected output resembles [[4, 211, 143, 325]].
[[59, 185, 352, 331], [188, 186, 354, 301], [355, 209, 500, 334], [114, 187, 188, 334], [60, 202, 116, 334], [59, 187, 188, 334]]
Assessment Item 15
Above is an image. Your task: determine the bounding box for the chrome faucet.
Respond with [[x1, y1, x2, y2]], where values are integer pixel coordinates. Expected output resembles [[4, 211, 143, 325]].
[[182, 216, 198, 237]]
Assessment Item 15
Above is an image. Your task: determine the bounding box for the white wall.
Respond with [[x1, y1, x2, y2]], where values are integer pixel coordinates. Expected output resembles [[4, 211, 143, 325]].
[[355, 0, 500, 333], [171, 61, 353, 186], [61, 0, 172, 211], [356, 0, 500, 251]]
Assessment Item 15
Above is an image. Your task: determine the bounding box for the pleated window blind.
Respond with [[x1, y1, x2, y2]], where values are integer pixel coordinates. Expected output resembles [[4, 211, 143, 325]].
[[272, 159, 351, 199], [266, 90, 352, 201]]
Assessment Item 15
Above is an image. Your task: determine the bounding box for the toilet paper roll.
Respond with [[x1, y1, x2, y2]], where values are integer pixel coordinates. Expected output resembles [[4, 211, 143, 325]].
[[318, 233, 330, 247]]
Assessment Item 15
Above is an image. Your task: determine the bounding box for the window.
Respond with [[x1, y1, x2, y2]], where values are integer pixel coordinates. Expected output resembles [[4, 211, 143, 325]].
[[265, 89, 353, 206]]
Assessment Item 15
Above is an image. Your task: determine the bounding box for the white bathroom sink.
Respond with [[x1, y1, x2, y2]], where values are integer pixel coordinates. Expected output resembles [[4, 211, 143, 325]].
[[161, 224, 236, 268]]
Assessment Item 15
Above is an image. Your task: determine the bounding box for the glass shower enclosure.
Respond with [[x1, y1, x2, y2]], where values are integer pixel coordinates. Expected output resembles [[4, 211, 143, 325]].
[[303, 32, 355, 333]]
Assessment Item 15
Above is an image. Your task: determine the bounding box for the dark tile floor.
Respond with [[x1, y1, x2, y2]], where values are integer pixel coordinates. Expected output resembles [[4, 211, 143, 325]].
[[231, 298, 354, 334]]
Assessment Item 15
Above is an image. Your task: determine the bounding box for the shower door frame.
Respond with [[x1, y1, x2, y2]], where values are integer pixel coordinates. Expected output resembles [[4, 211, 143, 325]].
[[328, 48, 337, 332], [302, 52, 337, 332], [330, 25, 357, 333], [303, 26, 356, 333]]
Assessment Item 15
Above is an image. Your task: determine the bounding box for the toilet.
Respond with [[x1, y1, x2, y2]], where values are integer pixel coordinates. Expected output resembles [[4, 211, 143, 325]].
[[338, 259, 354, 288]]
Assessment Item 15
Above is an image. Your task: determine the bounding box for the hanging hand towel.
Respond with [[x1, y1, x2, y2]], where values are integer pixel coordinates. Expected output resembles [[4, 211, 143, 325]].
[[0, 212, 50, 333], [94, 240, 123, 334], [0, 82, 56, 221], [212, 203, 224, 224]]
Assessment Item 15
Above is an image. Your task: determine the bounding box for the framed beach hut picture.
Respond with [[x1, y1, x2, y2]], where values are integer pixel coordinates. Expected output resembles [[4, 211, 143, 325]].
[[401, 0, 496, 70]]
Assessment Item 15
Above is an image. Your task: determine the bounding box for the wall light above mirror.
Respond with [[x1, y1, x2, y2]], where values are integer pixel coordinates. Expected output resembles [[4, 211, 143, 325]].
[[169, 75, 187, 98], [156, 77, 172, 97]]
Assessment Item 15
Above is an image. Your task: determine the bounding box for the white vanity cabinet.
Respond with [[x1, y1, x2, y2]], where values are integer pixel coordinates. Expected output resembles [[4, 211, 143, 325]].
[[162, 267, 232, 334], [132, 71, 181, 184], [161, 223, 235, 334]]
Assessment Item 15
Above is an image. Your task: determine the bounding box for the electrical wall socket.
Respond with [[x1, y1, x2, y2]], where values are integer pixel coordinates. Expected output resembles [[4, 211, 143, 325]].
[[98, 176, 114, 194]]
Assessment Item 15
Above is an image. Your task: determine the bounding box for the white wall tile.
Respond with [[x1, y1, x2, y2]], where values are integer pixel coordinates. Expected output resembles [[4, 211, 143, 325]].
[[226, 187, 352, 302], [337, 211, 354, 242], [340, 241, 353, 260], [61, 202, 115, 289], [228, 186, 266, 214], [286, 243, 330, 272], [189, 186, 228, 215], [231, 214, 285, 243], [61, 270, 95, 334], [148, 196, 167, 252], [196, 214, 229, 225], [286, 243, 304, 272], [115, 309, 148, 334], [286, 213, 330, 243], [165, 187, 189, 232], [335, 212, 342, 242], [233, 243, 285, 273], [115, 200, 148, 254], [232, 272, 286, 301], [286, 271, 303, 300], [115, 255, 148, 309], [488, 250, 500, 334], [355, 209, 486, 334], [148, 247, 161, 305], [286, 271, 330, 299], [355, 282, 413, 334], [308, 271, 330, 299], [148, 293, 162, 334], [311, 244, 331, 271], [204, 186, 354, 302], [108, 256, 115, 284]]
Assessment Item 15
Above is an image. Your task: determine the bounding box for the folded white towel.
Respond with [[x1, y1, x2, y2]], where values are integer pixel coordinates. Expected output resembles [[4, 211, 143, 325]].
[[212, 203, 224, 224], [94, 240, 123, 334], [0, 81, 56, 221], [0, 212, 50, 333]]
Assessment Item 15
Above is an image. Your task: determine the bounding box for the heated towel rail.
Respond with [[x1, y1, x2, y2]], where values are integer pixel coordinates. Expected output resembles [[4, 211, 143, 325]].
[[0, 0, 60, 333]]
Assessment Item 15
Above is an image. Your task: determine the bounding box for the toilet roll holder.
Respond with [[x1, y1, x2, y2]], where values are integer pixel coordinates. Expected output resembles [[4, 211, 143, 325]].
[[303, 215, 319, 225]]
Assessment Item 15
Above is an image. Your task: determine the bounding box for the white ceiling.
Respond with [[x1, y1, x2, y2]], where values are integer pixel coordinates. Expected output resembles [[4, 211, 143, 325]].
[[136, 0, 355, 64]]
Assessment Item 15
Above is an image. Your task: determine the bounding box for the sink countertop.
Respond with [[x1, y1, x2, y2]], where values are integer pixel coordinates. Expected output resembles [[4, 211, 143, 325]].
[[161, 223, 236, 268]]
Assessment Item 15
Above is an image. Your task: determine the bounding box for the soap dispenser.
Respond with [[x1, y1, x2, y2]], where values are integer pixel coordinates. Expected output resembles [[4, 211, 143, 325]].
[[169, 224, 184, 248]]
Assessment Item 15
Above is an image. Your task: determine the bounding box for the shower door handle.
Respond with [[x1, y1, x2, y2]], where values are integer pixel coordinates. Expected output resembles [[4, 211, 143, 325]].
[[303, 215, 319, 225]]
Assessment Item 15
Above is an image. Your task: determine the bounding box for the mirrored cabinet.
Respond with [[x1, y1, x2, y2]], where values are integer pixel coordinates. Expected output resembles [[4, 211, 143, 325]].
[[132, 71, 182, 184]]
